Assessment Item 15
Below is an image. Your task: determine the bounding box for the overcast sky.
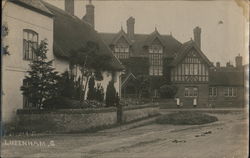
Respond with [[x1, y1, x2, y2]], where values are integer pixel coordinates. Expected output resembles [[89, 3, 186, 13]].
[[46, 0, 249, 65]]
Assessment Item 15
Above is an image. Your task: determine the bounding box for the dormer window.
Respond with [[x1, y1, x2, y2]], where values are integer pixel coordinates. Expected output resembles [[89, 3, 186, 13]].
[[149, 45, 163, 54], [149, 44, 163, 76], [114, 43, 129, 59]]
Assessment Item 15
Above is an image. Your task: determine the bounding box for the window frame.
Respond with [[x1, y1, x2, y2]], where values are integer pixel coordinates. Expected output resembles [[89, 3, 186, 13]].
[[184, 87, 199, 97], [224, 87, 237, 97], [23, 29, 39, 60], [209, 87, 217, 97], [149, 44, 163, 76]]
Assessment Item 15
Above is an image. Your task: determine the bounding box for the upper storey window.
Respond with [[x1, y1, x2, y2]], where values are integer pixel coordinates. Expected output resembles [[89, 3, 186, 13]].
[[23, 29, 38, 60], [149, 45, 163, 54], [149, 43, 163, 76], [114, 37, 130, 59]]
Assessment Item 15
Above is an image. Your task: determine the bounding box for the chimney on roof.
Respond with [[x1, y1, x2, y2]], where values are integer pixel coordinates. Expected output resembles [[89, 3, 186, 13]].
[[83, 0, 95, 28], [127, 17, 135, 41], [65, 0, 74, 15], [235, 54, 243, 68], [193, 26, 201, 48], [216, 62, 220, 68]]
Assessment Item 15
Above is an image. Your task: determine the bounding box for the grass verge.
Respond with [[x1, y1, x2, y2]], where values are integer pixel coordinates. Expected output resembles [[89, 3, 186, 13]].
[[156, 111, 218, 125]]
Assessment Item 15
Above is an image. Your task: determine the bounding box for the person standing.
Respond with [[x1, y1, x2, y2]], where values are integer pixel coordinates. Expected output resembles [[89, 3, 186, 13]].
[[193, 97, 197, 108], [175, 97, 180, 108]]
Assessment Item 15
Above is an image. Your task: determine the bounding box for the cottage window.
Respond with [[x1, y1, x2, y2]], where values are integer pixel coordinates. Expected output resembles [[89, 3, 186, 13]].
[[209, 87, 217, 97], [149, 44, 163, 76], [184, 87, 198, 97], [224, 87, 237, 97], [23, 29, 38, 60]]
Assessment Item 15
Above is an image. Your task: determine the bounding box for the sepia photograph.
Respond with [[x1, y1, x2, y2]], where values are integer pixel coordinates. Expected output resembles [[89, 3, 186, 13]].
[[1, 0, 249, 157]]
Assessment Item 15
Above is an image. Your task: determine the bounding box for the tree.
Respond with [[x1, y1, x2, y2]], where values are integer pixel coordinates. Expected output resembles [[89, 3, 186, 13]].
[[57, 71, 75, 98], [159, 84, 178, 99], [87, 76, 95, 100], [105, 80, 117, 107], [95, 84, 104, 102], [20, 40, 60, 108]]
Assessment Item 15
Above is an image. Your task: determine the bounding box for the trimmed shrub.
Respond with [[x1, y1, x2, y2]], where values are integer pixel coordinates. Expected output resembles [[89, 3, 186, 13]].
[[159, 84, 178, 99], [87, 76, 95, 100], [156, 111, 218, 125], [105, 81, 116, 107]]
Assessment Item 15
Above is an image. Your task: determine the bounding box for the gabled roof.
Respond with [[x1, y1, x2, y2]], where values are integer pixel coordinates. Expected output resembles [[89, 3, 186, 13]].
[[9, 0, 53, 17], [209, 69, 244, 86], [121, 73, 137, 88], [169, 40, 213, 67], [42, 1, 124, 70], [111, 28, 132, 45], [144, 28, 166, 47], [99, 31, 182, 58]]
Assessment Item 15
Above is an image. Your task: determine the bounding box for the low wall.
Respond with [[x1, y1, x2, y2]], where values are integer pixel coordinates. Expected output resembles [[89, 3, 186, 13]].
[[16, 108, 117, 133], [15, 105, 159, 133]]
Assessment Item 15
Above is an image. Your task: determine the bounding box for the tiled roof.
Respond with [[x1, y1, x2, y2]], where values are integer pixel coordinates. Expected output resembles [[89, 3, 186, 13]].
[[209, 69, 244, 86], [169, 40, 213, 67], [42, 1, 124, 70], [99, 30, 182, 58], [9, 0, 53, 17]]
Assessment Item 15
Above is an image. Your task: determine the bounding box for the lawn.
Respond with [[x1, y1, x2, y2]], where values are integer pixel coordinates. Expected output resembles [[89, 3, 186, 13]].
[[156, 111, 218, 125]]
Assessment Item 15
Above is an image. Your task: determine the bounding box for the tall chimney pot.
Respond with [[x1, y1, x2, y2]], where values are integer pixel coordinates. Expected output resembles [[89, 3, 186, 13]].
[[127, 17, 135, 41], [193, 26, 201, 48], [65, 0, 74, 15], [235, 54, 243, 68], [82, 0, 95, 28]]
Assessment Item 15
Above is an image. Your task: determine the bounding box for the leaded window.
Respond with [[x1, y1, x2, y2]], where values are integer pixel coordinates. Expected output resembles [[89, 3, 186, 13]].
[[149, 44, 163, 76], [114, 37, 130, 59], [209, 87, 217, 97], [184, 87, 198, 97]]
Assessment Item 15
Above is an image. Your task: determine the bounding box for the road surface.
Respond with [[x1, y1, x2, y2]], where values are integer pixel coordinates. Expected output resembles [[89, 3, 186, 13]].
[[1, 111, 248, 158]]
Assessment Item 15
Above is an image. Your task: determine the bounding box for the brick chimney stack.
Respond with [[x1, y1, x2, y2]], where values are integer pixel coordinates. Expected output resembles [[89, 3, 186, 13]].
[[82, 0, 95, 28], [235, 54, 243, 68], [65, 0, 74, 15], [127, 17, 135, 41], [193, 26, 201, 48]]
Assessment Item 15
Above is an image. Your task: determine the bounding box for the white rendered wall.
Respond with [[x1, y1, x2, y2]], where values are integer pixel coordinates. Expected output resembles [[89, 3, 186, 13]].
[[2, 2, 53, 123]]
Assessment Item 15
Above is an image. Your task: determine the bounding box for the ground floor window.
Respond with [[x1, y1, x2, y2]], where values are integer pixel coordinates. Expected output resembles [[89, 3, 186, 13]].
[[209, 87, 217, 97], [184, 87, 198, 97], [224, 87, 237, 97]]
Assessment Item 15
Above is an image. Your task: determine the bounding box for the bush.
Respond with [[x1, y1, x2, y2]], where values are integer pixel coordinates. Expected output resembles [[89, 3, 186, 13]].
[[156, 111, 218, 125], [159, 84, 178, 99], [43, 97, 105, 109], [105, 81, 117, 107], [43, 97, 82, 109]]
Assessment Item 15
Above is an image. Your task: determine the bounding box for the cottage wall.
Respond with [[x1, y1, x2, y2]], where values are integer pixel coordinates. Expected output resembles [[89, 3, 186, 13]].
[[2, 2, 54, 123]]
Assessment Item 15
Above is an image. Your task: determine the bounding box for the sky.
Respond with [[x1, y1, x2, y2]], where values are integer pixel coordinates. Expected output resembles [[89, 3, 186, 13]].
[[46, 0, 249, 66]]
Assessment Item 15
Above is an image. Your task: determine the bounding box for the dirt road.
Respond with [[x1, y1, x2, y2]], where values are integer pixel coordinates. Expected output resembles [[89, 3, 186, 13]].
[[1, 111, 248, 158]]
